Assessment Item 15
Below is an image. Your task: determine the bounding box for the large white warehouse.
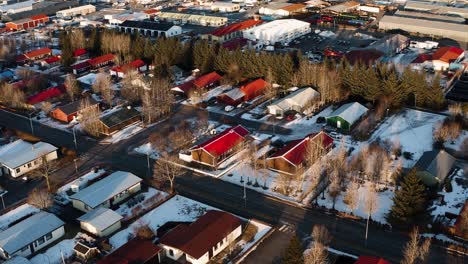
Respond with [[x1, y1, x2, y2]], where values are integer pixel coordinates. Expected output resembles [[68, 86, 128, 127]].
[[243, 19, 310, 45], [56, 4, 96, 18]]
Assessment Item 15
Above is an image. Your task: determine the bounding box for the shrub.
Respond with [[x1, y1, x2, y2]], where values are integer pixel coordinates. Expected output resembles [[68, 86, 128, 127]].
[[241, 223, 258, 243]]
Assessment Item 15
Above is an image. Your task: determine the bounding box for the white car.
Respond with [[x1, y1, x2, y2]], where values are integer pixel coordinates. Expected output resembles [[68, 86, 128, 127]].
[[225, 105, 235, 112]]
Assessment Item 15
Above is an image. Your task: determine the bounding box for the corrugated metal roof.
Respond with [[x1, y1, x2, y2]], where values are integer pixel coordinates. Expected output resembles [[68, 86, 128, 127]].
[[0, 140, 57, 169], [77, 207, 122, 231]]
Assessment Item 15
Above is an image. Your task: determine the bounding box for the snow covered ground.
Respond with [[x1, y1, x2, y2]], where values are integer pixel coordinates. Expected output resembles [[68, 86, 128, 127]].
[[115, 187, 169, 221], [102, 122, 144, 144], [317, 182, 395, 224], [56, 169, 106, 202], [30, 239, 75, 264], [0, 204, 39, 231], [36, 111, 74, 132], [370, 109, 445, 168], [430, 169, 467, 223]]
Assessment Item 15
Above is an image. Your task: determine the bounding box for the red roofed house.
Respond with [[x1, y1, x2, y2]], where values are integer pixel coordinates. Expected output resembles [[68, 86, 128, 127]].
[[88, 54, 115, 69], [410, 53, 432, 70], [217, 78, 268, 106], [27, 85, 66, 105], [431, 46, 465, 71], [73, 48, 89, 61], [72, 60, 91, 75], [159, 210, 242, 264], [97, 239, 162, 264], [204, 19, 263, 43], [42, 55, 61, 67], [5, 14, 49, 31], [172, 71, 222, 96], [50, 97, 99, 123], [354, 256, 391, 264], [17, 47, 52, 63], [190, 125, 249, 168], [267, 131, 333, 175], [110, 59, 147, 78]]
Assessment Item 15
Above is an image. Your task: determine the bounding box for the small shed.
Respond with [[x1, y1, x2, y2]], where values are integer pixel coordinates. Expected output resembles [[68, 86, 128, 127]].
[[414, 150, 455, 187], [326, 102, 368, 130], [73, 242, 98, 261], [77, 207, 123, 237], [50, 97, 99, 123], [98, 107, 141, 136]]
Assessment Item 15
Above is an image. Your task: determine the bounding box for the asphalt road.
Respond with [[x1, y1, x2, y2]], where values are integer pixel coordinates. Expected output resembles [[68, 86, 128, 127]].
[[0, 107, 466, 263]]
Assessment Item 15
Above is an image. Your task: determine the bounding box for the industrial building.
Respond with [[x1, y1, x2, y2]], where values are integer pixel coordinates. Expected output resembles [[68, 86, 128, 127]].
[[259, 3, 307, 17], [156, 12, 227, 26], [202, 19, 263, 43], [393, 10, 466, 24], [243, 19, 311, 45], [378, 15, 468, 45], [5, 14, 49, 31], [0, 0, 33, 14], [404, 1, 468, 18], [210, 2, 240, 13], [56, 4, 96, 18], [118, 20, 182, 38]]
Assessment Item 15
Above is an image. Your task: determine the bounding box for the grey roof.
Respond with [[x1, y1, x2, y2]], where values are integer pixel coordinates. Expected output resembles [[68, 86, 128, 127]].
[[414, 150, 455, 182], [327, 102, 368, 125], [0, 140, 57, 169], [56, 97, 99, 116], [368, 34, 409, 55], [78, 207, 122, 231], [120, 20, 176, 31], [5, 1, 79, 21], [0, 211, 64, 255], [70, 171, 142, 209], [99, 107, 141, 129]]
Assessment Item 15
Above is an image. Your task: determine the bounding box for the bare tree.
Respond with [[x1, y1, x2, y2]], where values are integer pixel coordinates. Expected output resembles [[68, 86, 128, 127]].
[[328, 169, 341, 210], [93, 72, 112, 105], [312, 225, 331, 246], [79, 98, 103, 137], [133, 221, 155, 239], [401, 227, 431, 264], [70, 29, 86, 50], [343, 179, 359, 215], [40, 102, 53, 114], [65, 74, 80, 101], [457, 206, 468, 241], [0, 82, 25, 109], [27, 187, 53, 209], [37, 152, 57, 192], [364, 184, 379, 220], [153, 153, 183, 193], [276, 173, 292, 196], [305, 225, 331, 264], [121, 70, 143, 103]]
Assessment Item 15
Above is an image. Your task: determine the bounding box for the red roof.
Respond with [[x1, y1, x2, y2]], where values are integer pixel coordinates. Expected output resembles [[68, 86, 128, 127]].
[[191, 125, 249, 157], [240, 78, 267, 99], [27, 85, 66, 104], [159, 210, 242, 259], [412, 54, 432, 64], [143, 9, 160, 15], [432, 46, 464, 63], [111, 59, 145, 73], [269, 132, 333, 166], [73, 48, 88, 57], [24, 48, 52, 59], [97, 239, 161, 264], [355, 256, 392, 264], [210, 19, 263, 37], [88, 54, 115, 67], [345, 49, 384, 65], [192, 72, 222, 89], [72, 60, 91, 70], [44, 55, 60, 64], [222, 38, 250, 51], [30, 14, 48, 20]]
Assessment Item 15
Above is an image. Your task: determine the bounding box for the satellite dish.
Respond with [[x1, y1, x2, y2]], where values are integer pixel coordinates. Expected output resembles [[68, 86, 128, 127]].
[[210, 129, 217, 135]]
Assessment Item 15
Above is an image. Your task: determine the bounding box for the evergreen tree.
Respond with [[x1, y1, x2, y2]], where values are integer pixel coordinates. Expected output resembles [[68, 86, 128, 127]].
[[130, 31, 145, 60], [143, 38, 154, 62], [59, 31, 73, 67], [192, 40, 215, 74], [388, 169, 427, 226], [281, 236, 303, 264]]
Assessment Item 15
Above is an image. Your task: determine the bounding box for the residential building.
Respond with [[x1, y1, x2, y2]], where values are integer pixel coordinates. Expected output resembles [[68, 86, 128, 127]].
[[160, 210, 242, 264], [16, 47, 52, 63], [326, 102, 368, 130], [72, 60, 91, 75], [266, 132, 333, 175], [210, 2, 240, 13], [110, 59, 148, 78], [172, 71, 223, 96], [190, 125, 249, 168], [157, 12, 227, 26], [5, 14, 49, 31], [0, 140, 58, 178], [354, 256, 391, 264], [324, 1, 360, 14], [259, 3, 307, 17], [26, 85, 66, 105], [56, 4, 96, 18], [97, 239, 162, 264], [73, 48, 89, 61], [88, 54, 115, 69], [98, 107, 141, 136], [70, 171, 143, 212], [77, 207, 123, 237], [431, 46, 465, 71], [50, 97, 99, 123], [217, 78, 268, 106], [118, 20, 182, 38], [74, 242, 98, 261], [0, 211, 65, 259], [243, 19, 311, 45], [414, 150, 455, 187], [367, 34, 410, 56], [202, 19, 263, 43], [267, 87, 319, 117]]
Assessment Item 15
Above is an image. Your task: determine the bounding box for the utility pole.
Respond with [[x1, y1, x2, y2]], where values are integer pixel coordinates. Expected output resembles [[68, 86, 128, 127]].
[[146, 148, 151, 177], [72, 126, 78, 150], [243, 180, 247, 208], [73, 158, 78, 173], [365, 212, 370, 247], [28, 112, 34, 135]]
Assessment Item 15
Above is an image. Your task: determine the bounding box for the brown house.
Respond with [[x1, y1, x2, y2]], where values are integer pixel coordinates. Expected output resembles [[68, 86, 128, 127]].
[[97, 239, 162, 264], [190, 125, 249, 168], [267, 132, 333, 175], [50, 98, 99, 123], [98, 107, 141, 136]]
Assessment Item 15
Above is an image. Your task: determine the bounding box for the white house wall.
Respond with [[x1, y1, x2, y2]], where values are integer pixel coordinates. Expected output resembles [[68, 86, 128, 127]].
[[9, 226, 65, 258], [4, 150, 57, 178]]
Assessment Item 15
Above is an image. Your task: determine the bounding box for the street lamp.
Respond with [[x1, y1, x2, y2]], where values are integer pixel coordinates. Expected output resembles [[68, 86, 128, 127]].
[[72, 126, 78, 151], [28, 112, 34, 135], [243, 180, 247, 208], [0, 188, 8, 210], [73, 158, 78, 174]]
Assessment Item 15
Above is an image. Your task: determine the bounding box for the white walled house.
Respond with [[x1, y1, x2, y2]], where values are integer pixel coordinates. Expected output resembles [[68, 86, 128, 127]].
[[267, 87, 319, 117], [118, 20, 182, 38], [0, 211, 65, 259], [77, 207, 122, 237], [243, 19, 310, 45], [0, 140, 58, 178], [211, 2, 240, 13], [70, 171, 142, 212], [160, 210, 242, 264]]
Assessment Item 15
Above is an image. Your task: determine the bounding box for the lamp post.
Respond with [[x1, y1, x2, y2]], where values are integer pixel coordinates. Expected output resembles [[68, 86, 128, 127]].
[[0, 188, 7, 210], [72, 126, 78, 151], [28, 112, 34, 135], [243, 180, 247, 208]]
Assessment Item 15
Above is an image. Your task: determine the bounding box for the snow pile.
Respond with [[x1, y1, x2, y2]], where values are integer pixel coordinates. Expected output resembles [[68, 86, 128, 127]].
[[102, 123, 143, 144], [0, 204, 39, 231], [430, 169, 467, 220], [134, 142, 160, 159], [109, 195, 216, 248], [370, 109, 445, 167]]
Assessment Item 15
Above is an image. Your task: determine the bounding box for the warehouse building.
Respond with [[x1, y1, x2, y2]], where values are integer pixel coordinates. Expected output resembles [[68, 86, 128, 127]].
[[259, 3, 307, 17], [243, 19, 311, 45], [202, 19, 263, 43], [56, 4, 96, 18], [378, 15, 468, 45], [156, 12, 227, 26], [404, 1, 468, 18], [118, 20, 182, 38], [0, 0, 33, 15], [5, 14, 49, 31], [210, 2, 240, 13], [393, 10, 466, 24]]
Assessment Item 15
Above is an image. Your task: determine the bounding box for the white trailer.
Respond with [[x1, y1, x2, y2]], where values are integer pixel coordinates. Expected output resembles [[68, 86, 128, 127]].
[[409, 41, 439, 49]]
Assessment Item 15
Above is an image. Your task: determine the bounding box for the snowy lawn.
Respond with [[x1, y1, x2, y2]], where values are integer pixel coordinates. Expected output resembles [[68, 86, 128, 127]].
[[102, 122, 144, 144], [370, 109, 445, 168], [36, 111, 74, 132], [317, 182, 394, 224], [444, 129, 467, 152], [30, 239, 75, 264], [56, 169, 106, 202], [430, 169, 468, 222], [0, 204, 39, 231], [115, 187, 169, 221]]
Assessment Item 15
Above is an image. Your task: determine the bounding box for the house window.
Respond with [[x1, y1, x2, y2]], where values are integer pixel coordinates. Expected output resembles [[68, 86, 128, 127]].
[[45, 233, 52, 241], [16, 168, 20, 173], [169, 249, 174, 256], [36, 237, 45, 246], [27, 163, 32, 168], [34, 160, 39, 165]]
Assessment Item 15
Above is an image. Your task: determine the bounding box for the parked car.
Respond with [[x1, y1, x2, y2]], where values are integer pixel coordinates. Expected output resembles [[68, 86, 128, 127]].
[[225, 105, 235, 112]]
